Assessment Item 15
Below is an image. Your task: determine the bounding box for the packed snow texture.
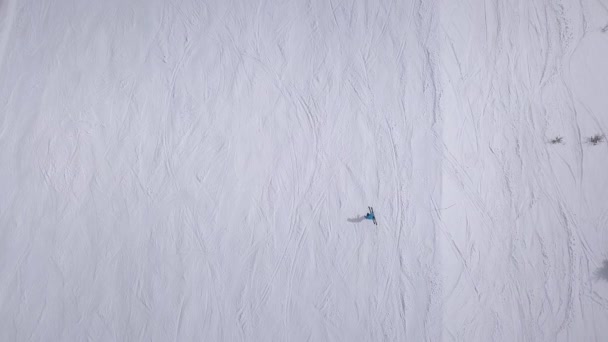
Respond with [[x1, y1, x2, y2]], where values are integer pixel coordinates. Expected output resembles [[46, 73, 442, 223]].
[[1, 0, 607, 341]]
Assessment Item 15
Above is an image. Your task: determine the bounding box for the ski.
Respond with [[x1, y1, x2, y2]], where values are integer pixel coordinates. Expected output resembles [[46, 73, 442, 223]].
[[369, 206, 377, 225]]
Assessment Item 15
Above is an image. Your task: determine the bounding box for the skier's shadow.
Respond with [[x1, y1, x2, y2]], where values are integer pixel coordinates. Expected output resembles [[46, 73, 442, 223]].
[[347, 215, 366, 223]]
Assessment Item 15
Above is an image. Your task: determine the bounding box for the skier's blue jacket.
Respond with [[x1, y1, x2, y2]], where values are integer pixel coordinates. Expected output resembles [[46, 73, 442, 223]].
[[365, 213, 375, 220]]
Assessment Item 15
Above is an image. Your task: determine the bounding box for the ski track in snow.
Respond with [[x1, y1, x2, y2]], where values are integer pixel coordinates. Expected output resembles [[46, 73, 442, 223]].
[[0, 0, 607, 341], [440, 0, 608, 341]]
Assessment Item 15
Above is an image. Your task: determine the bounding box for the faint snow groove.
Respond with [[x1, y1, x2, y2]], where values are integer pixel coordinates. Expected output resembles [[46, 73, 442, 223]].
[[297, 94, 319, 147], [442, 27, 463, 79], [0, 0, 17, 81], [378, 0, 394, 42], [415, 0, 442, 339], [167, 28, 193, 105], [384, 119, 404, 252], [562, 83, 585, 188], [440, 139, 495, 229], [285, 190, 326, 336], [535, 149, 579, 338], [328, 0, 340, 28], [431, 198, 480, 298], [144, 2, 168, 63], [174, 298, 186, 341], [254, 193, 299, 315], [537, 141, 580, 336], [553, 0, 588, 193], [555, 203, 576, 336]]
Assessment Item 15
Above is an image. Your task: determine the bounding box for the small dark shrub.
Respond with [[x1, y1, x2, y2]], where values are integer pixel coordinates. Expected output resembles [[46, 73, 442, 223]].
[[587, 134, 605, 146]]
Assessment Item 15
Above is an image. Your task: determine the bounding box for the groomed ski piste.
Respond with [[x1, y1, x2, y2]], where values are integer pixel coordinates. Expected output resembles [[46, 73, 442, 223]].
[[1, 0, 608, 340]]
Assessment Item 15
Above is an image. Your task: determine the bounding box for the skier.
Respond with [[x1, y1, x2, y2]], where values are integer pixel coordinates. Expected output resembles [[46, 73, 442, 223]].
[[364, 206, 377, 225]]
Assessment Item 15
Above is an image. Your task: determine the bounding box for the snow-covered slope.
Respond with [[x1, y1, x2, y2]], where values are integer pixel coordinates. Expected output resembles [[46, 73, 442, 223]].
[[439, 1, 608, 340], [0, 0, 606, 341]]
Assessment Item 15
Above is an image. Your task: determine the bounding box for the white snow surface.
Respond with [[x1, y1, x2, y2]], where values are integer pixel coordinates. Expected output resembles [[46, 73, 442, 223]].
[[1, 0, 608, 341]]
